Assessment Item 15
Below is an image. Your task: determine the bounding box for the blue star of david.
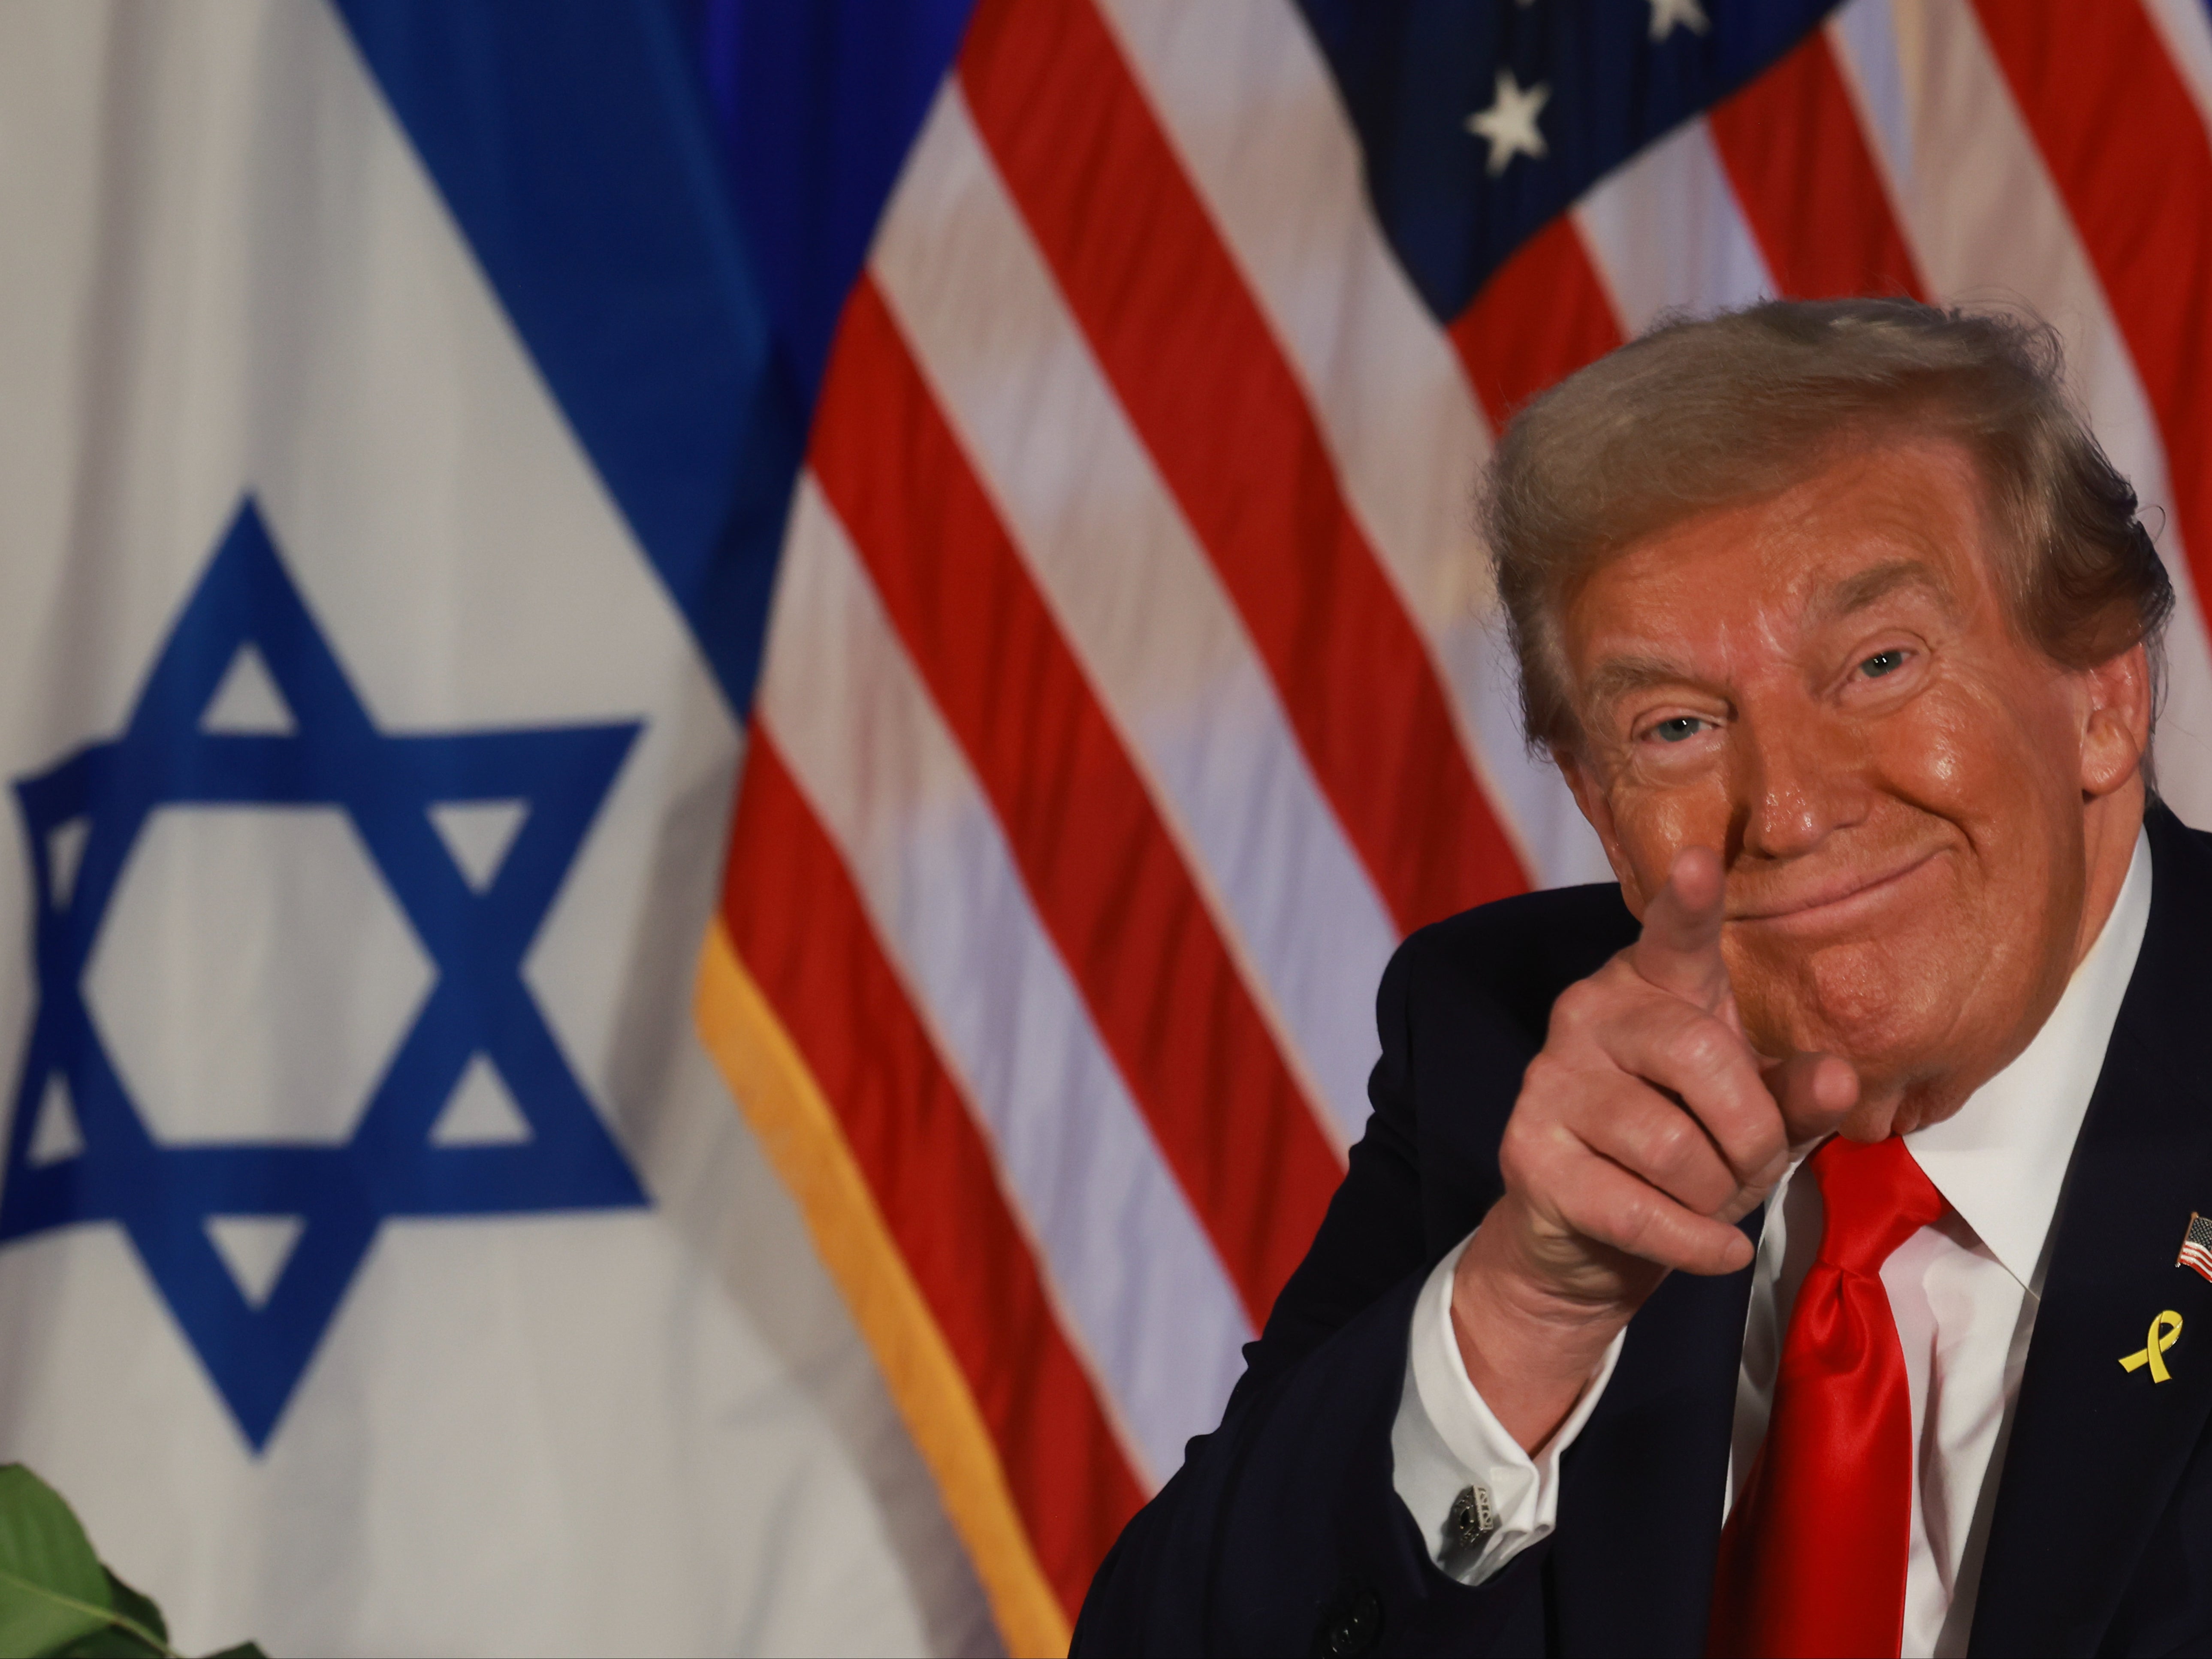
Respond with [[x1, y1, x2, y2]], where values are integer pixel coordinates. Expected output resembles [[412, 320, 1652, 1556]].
[[0, 498, 647, 1448]]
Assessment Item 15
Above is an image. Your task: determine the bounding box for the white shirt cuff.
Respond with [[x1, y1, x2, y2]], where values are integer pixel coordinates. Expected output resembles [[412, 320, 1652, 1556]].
[[1389, 1231, 1625, 1585]]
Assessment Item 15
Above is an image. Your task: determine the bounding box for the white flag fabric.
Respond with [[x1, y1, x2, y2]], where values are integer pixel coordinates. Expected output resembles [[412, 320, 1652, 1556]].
[[0, 2, 984, 1651]]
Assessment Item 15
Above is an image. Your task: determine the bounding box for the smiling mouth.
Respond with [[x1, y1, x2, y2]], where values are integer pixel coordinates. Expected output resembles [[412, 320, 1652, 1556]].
[[1731, 849, 1945, 926]]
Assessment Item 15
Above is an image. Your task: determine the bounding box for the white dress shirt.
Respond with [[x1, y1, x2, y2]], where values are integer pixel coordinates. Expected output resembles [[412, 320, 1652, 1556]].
[[1392, 830, 2152, 1657]]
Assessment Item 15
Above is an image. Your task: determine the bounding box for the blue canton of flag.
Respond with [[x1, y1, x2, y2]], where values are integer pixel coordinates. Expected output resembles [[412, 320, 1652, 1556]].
[[1296, 0, 1837, 321], [0, 498, 648, 1448]]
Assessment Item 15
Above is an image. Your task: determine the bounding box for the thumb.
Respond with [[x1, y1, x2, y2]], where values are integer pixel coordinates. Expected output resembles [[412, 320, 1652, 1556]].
[[1761, 1050, 1860, 1151]]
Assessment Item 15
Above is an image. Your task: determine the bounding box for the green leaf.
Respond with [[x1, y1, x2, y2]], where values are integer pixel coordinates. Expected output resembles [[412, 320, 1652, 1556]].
[[0, 1465, 256, 1659], [0, 1465, 114, 1655], [50, 1624, 165, 1658], [0, 1577, 109, 1657], [0, 1468, 182, 1658], [100, 1573, 165, 1644]]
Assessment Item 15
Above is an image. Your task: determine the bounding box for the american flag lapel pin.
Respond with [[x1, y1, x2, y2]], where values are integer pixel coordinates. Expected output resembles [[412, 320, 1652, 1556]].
[[2180, 1213, 2212, 1283]]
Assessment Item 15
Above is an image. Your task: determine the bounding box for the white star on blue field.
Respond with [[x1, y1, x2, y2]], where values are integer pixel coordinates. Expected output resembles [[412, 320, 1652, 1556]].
[[0, 498, 647, 1448]]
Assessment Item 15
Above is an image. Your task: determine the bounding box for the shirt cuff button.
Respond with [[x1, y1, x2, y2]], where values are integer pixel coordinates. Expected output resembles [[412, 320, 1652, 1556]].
[[1448, 1483, 1497, 1551]]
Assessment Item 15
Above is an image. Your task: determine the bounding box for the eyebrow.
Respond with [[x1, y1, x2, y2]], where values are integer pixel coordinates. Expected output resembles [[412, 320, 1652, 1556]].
[[1808, 557, 1951, 626], [1581, 652, 1696, 710], [1577, 559, 1955, 715]]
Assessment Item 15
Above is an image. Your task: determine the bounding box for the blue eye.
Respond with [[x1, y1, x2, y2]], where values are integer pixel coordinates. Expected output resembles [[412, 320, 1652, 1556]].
[[1861, 649, 1907, 678], [1651, 716, 1706, 744]]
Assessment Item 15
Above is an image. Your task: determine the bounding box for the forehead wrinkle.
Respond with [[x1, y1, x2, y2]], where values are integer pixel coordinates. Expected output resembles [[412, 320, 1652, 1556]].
[[1569, 447, 1983, 730]]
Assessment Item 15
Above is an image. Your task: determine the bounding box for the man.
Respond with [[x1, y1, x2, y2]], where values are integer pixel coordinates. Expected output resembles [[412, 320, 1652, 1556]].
[[1071, 299, 2205, 1658]]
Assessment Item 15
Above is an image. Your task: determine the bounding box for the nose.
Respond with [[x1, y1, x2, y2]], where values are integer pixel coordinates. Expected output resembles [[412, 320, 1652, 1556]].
[[1732, 697, 1872, 862]]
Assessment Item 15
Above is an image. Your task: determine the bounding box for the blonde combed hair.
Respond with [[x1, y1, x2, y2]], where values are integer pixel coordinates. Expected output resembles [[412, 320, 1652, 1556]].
[[1483, 298, 2174, 757]]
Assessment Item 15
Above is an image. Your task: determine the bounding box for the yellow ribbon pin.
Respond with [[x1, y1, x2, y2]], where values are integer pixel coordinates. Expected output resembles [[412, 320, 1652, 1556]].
[[2121, 1311, 2185, 1383]]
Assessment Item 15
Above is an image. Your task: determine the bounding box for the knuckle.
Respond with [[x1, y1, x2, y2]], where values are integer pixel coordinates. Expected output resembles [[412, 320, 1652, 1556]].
[[1611, 1190, 1666, 1257], [1642, 1110, 1699, 1171], [1497, 1116, 1539, 1182], [1499, 1113, 1566, 1188], [1497, 1137, 1534, 1194], [1520, 1050, 1571, 1104], [1673, 1020, 1732, 1077], [1548, 979, 1600, 1035], [1672, 1026, 1725, 1079], [1743, 1116, 1787, 1167]]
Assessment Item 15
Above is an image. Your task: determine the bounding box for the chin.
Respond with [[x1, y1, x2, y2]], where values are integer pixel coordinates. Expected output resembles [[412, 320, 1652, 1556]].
[[1742, 937, 1969, 1084]]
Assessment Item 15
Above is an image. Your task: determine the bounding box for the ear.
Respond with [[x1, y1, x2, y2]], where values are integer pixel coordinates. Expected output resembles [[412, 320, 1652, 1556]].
[[2079, 641, 2152, 799], [1555, 748, 1651, 913]]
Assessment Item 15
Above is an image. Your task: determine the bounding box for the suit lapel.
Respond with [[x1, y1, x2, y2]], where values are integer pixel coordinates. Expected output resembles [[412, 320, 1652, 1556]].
[[1545, 1211, 1761, 1656], [1971, 807, 2212, 1655]]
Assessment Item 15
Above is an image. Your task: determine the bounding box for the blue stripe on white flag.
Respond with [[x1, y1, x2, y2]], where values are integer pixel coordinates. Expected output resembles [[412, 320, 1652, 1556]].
[[335, 0, 972, 721], [333, 0, 783, 716]]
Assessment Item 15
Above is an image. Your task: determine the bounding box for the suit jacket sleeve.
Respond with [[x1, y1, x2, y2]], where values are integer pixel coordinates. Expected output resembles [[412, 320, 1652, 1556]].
[[1070, 917, 1575, 1658]]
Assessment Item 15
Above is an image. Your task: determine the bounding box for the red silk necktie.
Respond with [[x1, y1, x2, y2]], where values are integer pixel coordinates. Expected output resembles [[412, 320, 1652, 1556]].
[[1707, 1134, 1946, 1659]]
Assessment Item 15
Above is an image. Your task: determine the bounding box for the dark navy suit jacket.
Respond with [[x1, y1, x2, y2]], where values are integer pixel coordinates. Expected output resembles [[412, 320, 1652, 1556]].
[[1074, 804, 2212, 1657]]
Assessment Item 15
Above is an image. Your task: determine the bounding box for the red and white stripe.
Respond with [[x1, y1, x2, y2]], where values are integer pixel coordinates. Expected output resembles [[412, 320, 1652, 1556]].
[[1095, 0, 1611, 890], [756, 477, 1254, 1483], [724, 0, 2212, 1626], [872, 84, 1389, 1144]]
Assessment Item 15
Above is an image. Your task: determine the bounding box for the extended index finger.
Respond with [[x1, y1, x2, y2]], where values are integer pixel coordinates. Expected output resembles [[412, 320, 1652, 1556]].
[[1631, 845, 1731, 1013]]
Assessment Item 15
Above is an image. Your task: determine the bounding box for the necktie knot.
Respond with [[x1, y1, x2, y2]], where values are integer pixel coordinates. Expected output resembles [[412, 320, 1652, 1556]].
[[1808, 1133, 1946, 1276]]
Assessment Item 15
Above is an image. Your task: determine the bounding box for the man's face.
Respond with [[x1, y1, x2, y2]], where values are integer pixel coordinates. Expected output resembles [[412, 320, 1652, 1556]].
[[1557, 437, 2147, 1134]]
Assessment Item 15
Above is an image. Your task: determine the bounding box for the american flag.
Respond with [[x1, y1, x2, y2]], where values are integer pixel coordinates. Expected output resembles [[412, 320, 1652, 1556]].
[[694, 2, 2212, 1650], [2181, 1213, 2212, 1283]]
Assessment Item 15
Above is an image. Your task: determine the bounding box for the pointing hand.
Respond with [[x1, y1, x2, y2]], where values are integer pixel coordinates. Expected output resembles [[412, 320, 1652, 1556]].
[[1449, 847, 1857, 1449]]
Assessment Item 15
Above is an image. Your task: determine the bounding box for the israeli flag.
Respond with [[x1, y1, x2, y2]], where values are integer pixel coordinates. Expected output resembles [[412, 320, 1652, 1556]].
[[0, 3, 982, 1651]]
